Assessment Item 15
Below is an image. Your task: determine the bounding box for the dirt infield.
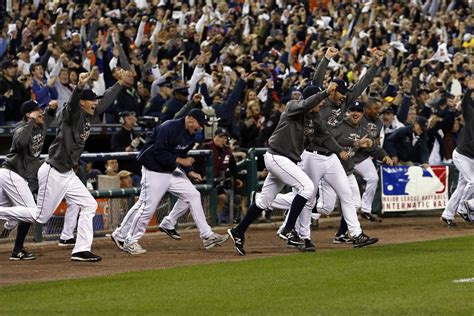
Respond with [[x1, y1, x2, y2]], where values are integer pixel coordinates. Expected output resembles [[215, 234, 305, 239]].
[[0, 215, 472, 286]]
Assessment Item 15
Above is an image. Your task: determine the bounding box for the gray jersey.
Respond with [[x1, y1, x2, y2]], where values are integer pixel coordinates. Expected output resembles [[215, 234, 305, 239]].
[[47, 83, 122, 172], [2, 107, 56, 185], [330, 118, 388, 174], [353, 114, 384, 164], [267, 90, 328, 162], [456, 89, 473, 158]]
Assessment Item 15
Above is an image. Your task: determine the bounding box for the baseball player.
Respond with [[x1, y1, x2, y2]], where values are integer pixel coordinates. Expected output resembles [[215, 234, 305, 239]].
[[0, 99, 57, 260], [271, 48, 384, 250], [110, 108, 229, 255], [441, 77, 474, 225], [315, 101, 392, 242], [353, 97, 385, 222], [0, 72, 125, 261], [227, 80, 337, 256]]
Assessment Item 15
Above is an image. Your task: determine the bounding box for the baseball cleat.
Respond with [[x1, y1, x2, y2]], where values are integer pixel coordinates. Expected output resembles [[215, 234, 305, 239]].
[[456, 210, 471, 223], [124, 242, 147, 255], [203, 233, 229, 249], [58, 238, 76, 247], [298, 239, 316, 252], [228, 228, 246, 256], [110, 232, 125, 250], [360, 212, 382, 222], [440, 216, 457, 227], [463, 201, 474, 222], [10, 249, 36, 261], [159, 226, 182, 240], [333, 234, 353, 244], [71, 251, 102, 262], [352, 232, 379, 248], [279, 228, 304, 247]]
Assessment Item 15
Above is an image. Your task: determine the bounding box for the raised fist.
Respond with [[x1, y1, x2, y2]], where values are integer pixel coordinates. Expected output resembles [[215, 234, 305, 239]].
[[325, 47, 338, 60]]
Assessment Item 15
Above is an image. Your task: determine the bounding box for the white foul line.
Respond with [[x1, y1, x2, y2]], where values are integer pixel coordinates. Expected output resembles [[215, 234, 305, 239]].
[[452, 278, 474, 283]]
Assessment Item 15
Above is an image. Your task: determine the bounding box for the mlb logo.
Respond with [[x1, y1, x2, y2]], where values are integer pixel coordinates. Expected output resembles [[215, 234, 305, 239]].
[[382, 166, 447, 196]]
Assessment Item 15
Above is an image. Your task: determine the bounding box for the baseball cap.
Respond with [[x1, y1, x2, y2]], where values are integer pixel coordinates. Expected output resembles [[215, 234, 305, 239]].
[[302, 85, 323, 99], [188, 108, 211, 127], [81, 89, 101, 100], [214, 127, 229, 137], [21, 100, 41, 116], [415, 116, 428, 132], [173, 85, 189, 96], [0, 60, 16, 70], [331, 79, 349, 95], [381, 107, 395, 114], [119, 111, 136, 118], [349, 101, 365, 112], [118, 170, 133, 178]]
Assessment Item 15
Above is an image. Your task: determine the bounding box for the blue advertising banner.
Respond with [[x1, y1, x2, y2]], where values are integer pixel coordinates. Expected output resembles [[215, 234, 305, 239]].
[[381, 165, 449, 212]]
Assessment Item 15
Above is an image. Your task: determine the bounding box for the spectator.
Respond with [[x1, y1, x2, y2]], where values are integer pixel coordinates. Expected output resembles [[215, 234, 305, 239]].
[[382, 107, 404, 136], [118, 170, 134, 189], [30, 62, 58, 108], [384, 116, 430, 168], [110, 111, 145, 152], [0, 59, 28, 124], [104, 159, 119, 177]]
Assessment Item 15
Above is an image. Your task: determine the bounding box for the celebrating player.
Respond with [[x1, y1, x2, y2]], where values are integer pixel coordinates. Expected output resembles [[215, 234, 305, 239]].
[[227, 81, 337, 255], [0, 99, 57, 260], [441, 76, 474, 225], [111, 108, 229, 254], [0, 71, 126, 261]]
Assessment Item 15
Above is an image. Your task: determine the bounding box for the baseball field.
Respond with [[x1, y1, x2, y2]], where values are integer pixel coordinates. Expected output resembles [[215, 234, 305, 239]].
[[0, 217, 473, 315]]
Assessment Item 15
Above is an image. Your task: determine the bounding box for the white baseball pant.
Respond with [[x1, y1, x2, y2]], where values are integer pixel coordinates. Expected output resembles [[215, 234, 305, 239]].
[[160, 198, 212, 238], [124, 167, 213, 245], [0, 168, 37, 229], [442, 150, 474, 219], [255, 153, 314, 212], [275, 151, 362, 239], [317, 174, 362, 215], [354, 157, 379, 214], [36, 163, 97, 254], [0, 163, 97, 254], [60, 203, 80, 241]]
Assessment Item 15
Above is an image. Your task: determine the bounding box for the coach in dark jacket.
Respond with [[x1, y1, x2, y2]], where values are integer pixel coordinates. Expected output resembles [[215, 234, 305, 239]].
[[384, 116, 430, 166]]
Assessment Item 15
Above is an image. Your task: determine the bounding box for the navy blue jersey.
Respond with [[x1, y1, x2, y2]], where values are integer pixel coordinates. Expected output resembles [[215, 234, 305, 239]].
[[138, 117, 195, 173]]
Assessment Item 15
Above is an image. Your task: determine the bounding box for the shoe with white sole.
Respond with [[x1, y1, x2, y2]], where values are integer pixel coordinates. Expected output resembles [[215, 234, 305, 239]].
[[203, 233, 229, 249], [124, 242, 147, 255]]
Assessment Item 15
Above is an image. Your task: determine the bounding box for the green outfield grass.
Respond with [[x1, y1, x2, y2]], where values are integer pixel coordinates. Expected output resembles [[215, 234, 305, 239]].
[[1, 236, 473, 315]]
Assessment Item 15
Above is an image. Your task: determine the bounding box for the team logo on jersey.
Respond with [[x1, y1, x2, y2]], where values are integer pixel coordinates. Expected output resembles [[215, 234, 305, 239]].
[[327, 108, 342, 126], [79, 122, 91, 142], [304, 118, 314, 136], [367, 122, 378, 138], [31, 133, 44, 157], [175, 145, 189, 150]]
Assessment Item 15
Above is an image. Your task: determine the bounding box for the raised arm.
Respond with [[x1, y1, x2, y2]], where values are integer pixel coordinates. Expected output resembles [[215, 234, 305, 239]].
[[347, 50, 384, 104], [312, 47, 338, 87], [95, 70, 125, 116], [287, 82, 335, 117]]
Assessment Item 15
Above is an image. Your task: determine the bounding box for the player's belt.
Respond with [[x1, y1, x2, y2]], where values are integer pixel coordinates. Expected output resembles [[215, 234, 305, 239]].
[[306, 149, 332, 156]]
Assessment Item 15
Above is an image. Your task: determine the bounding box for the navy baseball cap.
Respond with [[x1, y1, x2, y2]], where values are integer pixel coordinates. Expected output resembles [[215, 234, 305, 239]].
[[81, 89, 101, 100], [119, 111, 136, 118], [188, 108, 211, 127], [174, 85, 189, 96], [415, 116, 428, 132], [349, 101, 365, 112], [302, 85, 323, 99], [331, 79, 349, 95], [214, 127, 229, 136], [21, 100, 41, 116], [381, 107, 395, 114]]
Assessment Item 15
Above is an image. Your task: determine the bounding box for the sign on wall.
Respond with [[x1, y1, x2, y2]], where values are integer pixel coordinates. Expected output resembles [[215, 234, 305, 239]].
[[381, 165, 449, 212]]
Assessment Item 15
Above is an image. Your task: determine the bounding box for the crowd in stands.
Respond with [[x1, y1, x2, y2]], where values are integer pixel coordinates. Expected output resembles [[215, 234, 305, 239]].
[[0, 0, 473, 167]]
